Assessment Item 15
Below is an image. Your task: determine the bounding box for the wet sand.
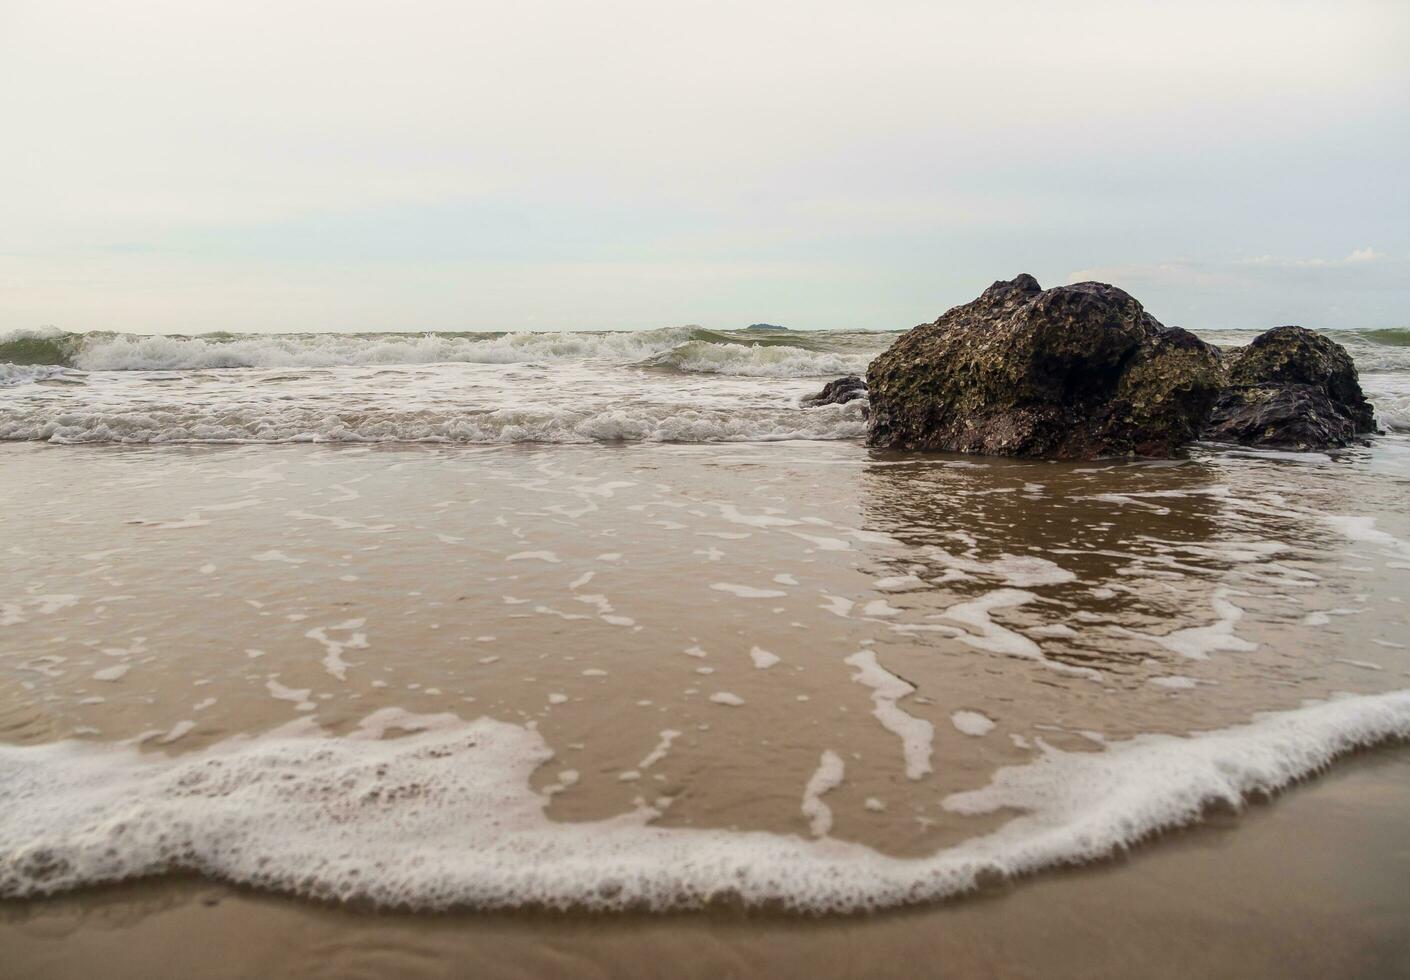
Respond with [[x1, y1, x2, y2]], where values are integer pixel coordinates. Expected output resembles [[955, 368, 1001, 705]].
[[3, 746, 1408, 980]]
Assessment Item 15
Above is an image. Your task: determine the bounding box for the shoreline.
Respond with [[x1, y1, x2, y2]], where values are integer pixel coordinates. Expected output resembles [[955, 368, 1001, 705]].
[[4, 743, 1408, 979]]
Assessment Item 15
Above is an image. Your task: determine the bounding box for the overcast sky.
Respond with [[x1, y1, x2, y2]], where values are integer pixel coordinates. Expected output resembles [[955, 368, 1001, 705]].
[[2, 0, 1407, 334]]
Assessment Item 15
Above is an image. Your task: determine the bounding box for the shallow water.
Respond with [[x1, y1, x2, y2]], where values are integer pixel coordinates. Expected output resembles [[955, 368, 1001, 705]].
[[2, 437, 1408, 913]]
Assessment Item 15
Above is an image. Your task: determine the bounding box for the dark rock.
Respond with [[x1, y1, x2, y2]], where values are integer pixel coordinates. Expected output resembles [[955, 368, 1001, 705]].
[[745, 323, 789, 332], [803, 375, 868, 407], [1204, 383, 1365, 449], [1213, 325, 1377, 442], [865, 274, 1223, 458]]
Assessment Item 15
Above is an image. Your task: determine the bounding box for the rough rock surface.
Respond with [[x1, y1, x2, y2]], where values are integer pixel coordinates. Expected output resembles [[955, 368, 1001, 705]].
[[865, 274, 1223, 458], [1204, 384, 1364, 449], [803, 375, 868, 407], [1204, 325, 1377, 447]]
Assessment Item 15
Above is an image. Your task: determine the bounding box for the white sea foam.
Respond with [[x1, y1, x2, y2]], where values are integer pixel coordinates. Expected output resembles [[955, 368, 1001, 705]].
[[843, 650, 934, 779], [1324, 515, 1410, 561], [939, 589, 1102, 680], [3, 694, 1408, 911], [265, 677, 315, 712], [1144, 590, 1256, 661], [639, 730, 682, 770], [950, 711, 996, 737], [1149, 676, 1200, 690], [749, 646, 781, 669], [1370, 387, 1410, 432], [305, 620, 368, 681], [507, 550, 561, 563], [157, 721, 196, 745], [0, 364, 80, 386], [711, 583, 786, 599], [0, 401, 868, 445], [801, 751, 846, 837], [927, 548, 1076, 588]]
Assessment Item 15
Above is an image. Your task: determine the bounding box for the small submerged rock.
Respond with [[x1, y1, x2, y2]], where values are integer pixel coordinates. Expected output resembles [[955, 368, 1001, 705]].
[[1205, 384, 1365, 449], [802, 375, 868, 407], [865, 274, 1222, 459], [1205, 325, 1378, 449]]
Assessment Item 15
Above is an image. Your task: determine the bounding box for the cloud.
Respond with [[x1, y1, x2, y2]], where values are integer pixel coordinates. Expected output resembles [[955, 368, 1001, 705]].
[[1, 0, 1407, 331]]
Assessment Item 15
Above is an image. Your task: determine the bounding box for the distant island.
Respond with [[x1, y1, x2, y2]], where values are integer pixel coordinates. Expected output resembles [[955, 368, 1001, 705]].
[[745, 323, 789, 332]]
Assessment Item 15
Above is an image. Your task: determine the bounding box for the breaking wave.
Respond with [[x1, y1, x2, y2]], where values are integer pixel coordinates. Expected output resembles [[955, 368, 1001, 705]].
[[0, 400, 869, 445], [1365, 377, 1410, 433], [0, 326, 874, 378], [639, 340, 868, 378], [2, 692, 1407, 911], [5, 325, 1404, 378]]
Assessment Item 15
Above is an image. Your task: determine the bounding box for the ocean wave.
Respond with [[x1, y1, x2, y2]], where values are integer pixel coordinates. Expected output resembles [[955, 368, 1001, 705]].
[[64, 328, 703, 371], [6, 324, 1407, 377], [639, 340, 869, 378], [1359, 328, 1410, 348], [0, 327, 82, 369], [2, 691, 1407, 910], [0, 326, 878, 379], [0, 400, 869, 445]]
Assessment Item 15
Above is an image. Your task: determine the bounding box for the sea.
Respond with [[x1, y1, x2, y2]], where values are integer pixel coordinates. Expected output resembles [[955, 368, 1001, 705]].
[[2, 322, 1409, 965]]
